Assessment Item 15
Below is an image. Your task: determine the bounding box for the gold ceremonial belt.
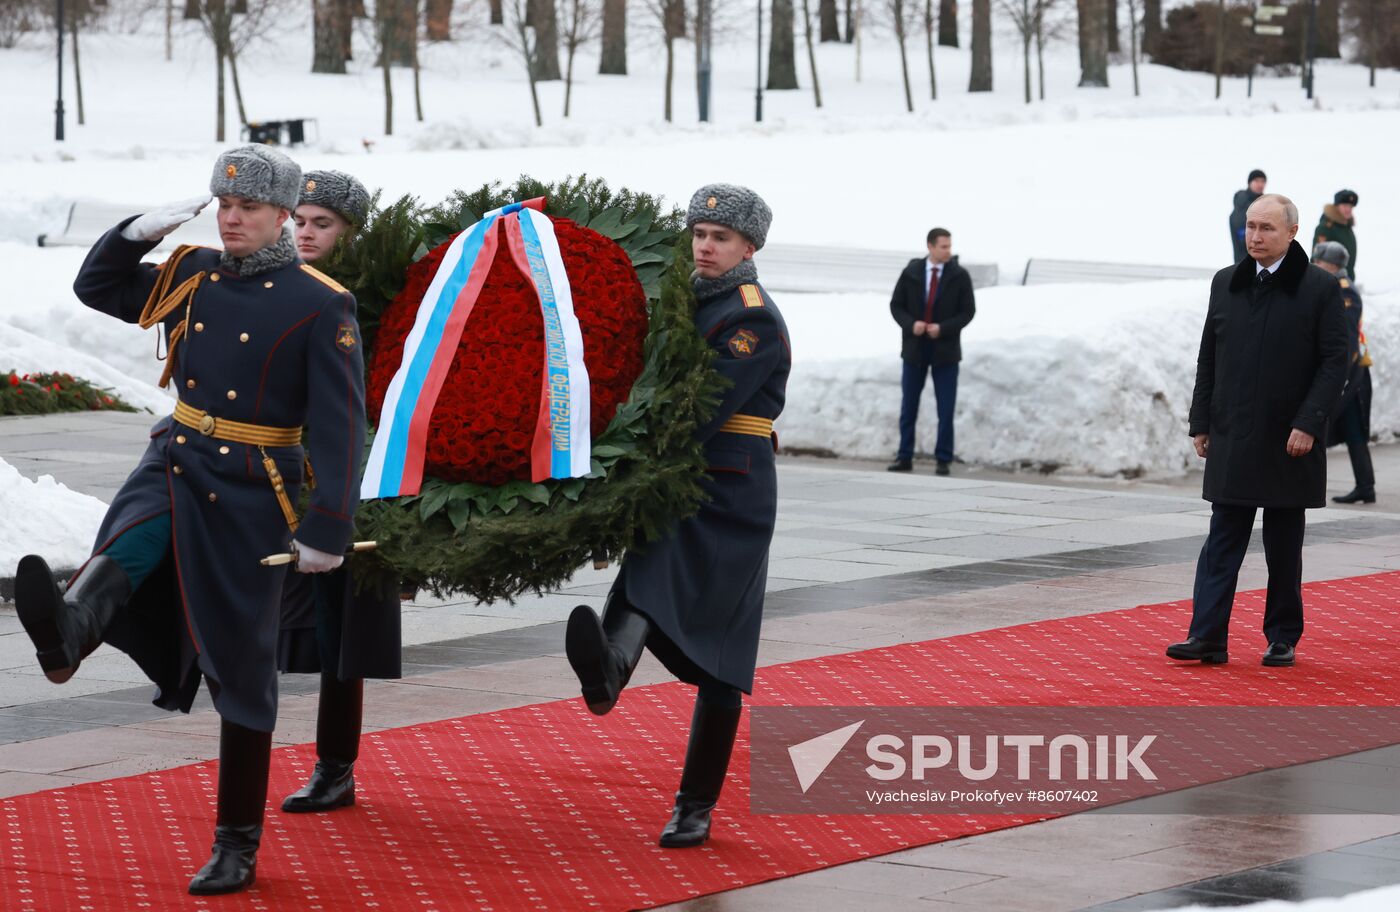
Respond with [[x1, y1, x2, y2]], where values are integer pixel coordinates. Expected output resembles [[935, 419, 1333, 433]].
[[173, 400, 303, 448], [718, 414, 774, 438]]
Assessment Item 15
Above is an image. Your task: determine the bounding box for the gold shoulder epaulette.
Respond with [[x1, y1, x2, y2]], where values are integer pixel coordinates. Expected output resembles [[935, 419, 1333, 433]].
[[300, 264, 348, 293], [739, 284, 764, 309]]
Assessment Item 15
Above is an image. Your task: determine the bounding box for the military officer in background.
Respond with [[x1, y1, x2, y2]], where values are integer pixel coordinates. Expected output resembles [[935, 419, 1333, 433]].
[[13, 145, 367, 896], [278, 170, 404, 816], [1314, 241, 1375, 505], [566, 184, 790, 848]]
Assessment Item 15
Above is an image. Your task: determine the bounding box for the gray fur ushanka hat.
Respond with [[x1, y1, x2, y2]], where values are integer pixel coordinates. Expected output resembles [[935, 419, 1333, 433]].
[[686, 183, 772, 250], [299, 169, 371, 226], [209, 144, 302, 211]]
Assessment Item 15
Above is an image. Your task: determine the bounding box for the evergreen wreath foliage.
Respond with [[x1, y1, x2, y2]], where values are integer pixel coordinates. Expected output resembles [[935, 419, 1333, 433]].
[[337, 176, 724, 602]]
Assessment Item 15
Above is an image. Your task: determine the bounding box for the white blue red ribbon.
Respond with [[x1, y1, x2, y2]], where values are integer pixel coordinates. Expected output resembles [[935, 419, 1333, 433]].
[[361, 198, 592, 499]]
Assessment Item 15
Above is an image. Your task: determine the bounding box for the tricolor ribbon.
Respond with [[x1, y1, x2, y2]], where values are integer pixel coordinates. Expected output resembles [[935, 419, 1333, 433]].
[[361, 198, 592, 499]]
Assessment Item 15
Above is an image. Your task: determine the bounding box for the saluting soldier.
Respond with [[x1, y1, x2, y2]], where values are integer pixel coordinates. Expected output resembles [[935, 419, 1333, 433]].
[[13, 145, 367, 896], [565, 184, 790, 848], [278, 170, 404, 815]]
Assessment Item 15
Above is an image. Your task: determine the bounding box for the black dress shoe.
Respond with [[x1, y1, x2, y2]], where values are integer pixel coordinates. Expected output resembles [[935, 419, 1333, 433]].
[[935, 461, 951, 476], [1165, 637, 1228, 664], [886, 459, 912, 472], [281, 758, 355, 813], [1262, 643, 1295, 667], [1333, 487, 1376, 504], [188, 824, 261, 895]]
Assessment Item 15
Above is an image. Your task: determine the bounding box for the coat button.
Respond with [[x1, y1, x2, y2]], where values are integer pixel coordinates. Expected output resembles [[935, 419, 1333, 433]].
[[226, 390, 237, 400], [208, 492, 218, 502], [172, 465, 183, 475], [264, 281, 274, 289], [186, 379, 197, 389], [239, 333, 250, 343], [219, 445, 230, 455], [194, 322, 204, 332], [175, 435, 187, 444], [210, 274, 221, 283]]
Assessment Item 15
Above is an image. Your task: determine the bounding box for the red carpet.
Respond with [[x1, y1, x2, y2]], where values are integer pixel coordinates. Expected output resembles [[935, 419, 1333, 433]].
[[4, 571, 1400, 911]]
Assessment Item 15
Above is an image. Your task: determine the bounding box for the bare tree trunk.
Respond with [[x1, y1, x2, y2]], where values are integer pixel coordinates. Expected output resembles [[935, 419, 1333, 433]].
[[1142, 0, 1159, 54], [968, 0, 991, 91], [667, 0, 686, 36], [1078, 0, 1108, 86], [1035, 5, 1046, 98], [1020, 5, 1030, 102], [228, 44, 249, 124], [166, 0, 173, 61], [1212, 0, 1224, 98], [893, 0, 913, 111], [938, 0, 956, 46], [313, 0, 349, 72], [70, 14, 85, 126], [531, 0, 562, 80], [768, 0, 799, 88], [413, 33, 424, 120], [381, 17, 394, 133], [818, 0, 839, 39], [1367, 0, 1376, 86], [924, 0, 936, 99], [1106, 0, 1118, 53], [1317, 0, 1339, 57], [801, 0, 822, 105], [386, 0, 417, 67], [185, 0, 200, 20], [599, 0, 626, 73], [490, 0, 503, 22], [1127, 0, 1139, 95], [426, 0, 451, 38], [845, 0, 854, 42], [663, 34, 674, 121], [216, 45, 226, 142]]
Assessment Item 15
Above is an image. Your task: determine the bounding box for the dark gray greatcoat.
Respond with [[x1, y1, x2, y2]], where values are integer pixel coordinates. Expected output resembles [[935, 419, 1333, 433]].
[[72, 221, 367, 732], [621, 280, 791, 694], [1188, 240, 1348, 509]]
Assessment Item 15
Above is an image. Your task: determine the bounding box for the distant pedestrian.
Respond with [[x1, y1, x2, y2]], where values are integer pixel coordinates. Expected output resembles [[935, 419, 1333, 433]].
[[1314, 241, 1374, 505], [887, 228, 976, 475], [1167, 194, 1347, 669], [1315, 190, 1358, 283], [1229, 169, 1267, 262]]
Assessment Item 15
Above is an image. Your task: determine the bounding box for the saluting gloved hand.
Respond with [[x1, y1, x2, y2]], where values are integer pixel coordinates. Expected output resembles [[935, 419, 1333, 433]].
[[120, 195, 213, 242], [292, 540, 343, 574]]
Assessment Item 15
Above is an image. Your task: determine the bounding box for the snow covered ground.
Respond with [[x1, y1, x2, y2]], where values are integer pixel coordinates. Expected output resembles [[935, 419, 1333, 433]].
[[0, 456, 109, 569], [1, 1, 1398, 485]]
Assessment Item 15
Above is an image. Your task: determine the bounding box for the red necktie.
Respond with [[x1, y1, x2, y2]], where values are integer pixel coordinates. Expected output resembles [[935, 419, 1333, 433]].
[[923, 267, 939, 323]]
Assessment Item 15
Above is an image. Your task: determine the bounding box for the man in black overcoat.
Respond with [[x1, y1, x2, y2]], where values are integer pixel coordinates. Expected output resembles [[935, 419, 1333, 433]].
[[1168, 194, 1348, 668], [886, 227, 976, 475], [13, 145, 367, 895], [565, 183, 790, 849]]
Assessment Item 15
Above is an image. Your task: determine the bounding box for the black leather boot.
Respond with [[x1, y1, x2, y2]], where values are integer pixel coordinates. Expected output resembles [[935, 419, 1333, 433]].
[[659, 697, 742, 848], [283, 673, 362, 813], [15, 555, 130, 684], [189, 719, 272, 895], [1333, 487, 1376, 505], [565, 590, 650, 715]]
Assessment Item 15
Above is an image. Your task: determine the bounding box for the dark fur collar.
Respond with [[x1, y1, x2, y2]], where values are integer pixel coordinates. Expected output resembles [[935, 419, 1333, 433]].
[[1229, 240, 1309, 294]]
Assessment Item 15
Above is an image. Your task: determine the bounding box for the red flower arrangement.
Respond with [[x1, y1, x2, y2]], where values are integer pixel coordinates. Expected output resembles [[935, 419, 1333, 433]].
[[366, 217, 649, 486]]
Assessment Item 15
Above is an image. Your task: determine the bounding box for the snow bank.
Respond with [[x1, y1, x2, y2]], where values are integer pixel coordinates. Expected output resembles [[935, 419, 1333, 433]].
[[780, 281, 1400, 478], [0, 456, 107, 570]]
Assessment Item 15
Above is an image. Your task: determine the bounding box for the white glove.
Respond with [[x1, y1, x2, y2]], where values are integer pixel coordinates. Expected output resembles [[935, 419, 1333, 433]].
[[292, 540, 343, 574], [120, 195, 213, 242]]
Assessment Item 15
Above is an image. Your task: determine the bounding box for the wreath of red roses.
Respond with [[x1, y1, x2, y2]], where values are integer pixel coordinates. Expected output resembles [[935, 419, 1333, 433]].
[[365, 217, 648, 486]]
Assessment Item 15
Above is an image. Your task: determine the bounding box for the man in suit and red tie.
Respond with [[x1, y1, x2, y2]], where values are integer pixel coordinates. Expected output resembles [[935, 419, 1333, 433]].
[[888, 228, 976, 475]]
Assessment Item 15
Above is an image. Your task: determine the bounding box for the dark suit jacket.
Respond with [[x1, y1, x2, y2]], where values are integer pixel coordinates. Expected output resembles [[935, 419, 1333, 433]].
[[889, 256, 976, 364]]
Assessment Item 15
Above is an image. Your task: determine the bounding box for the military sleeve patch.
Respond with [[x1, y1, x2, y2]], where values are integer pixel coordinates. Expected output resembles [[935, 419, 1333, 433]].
[[727, 328, 759, 358], [336, 323, 358, 353]]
